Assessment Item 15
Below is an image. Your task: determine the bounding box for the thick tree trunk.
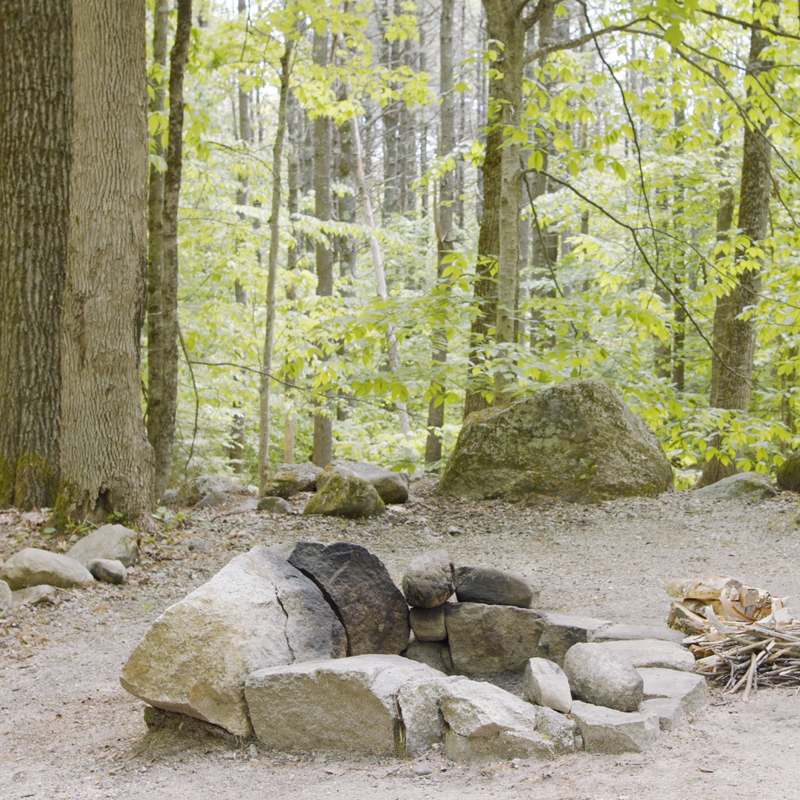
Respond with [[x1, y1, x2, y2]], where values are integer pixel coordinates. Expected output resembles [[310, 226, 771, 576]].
[[0, 0, 70, 509], [151, 0, 192, 501], [58, 0, 154, 525], [699, 18, 772, 487], [425, 0, 455, 463], [145, 0, 169, 492], [257, 40, 293, 493], [311, 30, 335, 468]]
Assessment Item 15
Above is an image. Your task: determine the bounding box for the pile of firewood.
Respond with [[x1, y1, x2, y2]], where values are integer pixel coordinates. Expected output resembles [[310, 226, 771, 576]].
[[668, 573, 800, 698]]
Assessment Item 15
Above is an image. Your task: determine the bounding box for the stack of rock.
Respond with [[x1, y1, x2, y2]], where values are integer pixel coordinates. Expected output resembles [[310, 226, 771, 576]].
[[401, 550, 541, 676]]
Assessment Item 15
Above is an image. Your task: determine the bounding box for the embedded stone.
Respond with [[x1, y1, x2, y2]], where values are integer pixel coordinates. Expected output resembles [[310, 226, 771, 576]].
[[409, 606, 447, 642], [570, 700, 660, 754], [454, 565, 537, 608], [523, 657, 572, 713], [403, 550, 455, 608]]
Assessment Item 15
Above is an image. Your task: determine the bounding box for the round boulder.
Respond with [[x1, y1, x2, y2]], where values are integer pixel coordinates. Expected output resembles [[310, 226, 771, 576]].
[[563, 642, 643, 713], [402, 549, 455, 608]]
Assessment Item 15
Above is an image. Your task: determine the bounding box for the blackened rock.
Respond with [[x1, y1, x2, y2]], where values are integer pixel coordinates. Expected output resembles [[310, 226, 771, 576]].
[[288, 541, 410, 656], [455, 565, 537, 608], [402, 549, 455, 608], [88, 558, 128, 585]]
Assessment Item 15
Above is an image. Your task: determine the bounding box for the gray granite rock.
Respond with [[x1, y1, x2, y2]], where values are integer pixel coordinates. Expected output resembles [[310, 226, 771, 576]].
[[445, 602, 544, 674], [245, 655, 442, 754], [88, 559, 128, 585], [12, 585, 60, 608], [640, 697, 683, 731], [257, 496, 291, 514], [409, 606, 447, 642], [693, 471, 776, 500], [120, 546, 345, 737], [636, 667, 707, 714], [402, 639, 453, 674], [523, 657, 572, 713], [183, 536, 211, 553], [569, 700, 660, 754], [0, 580, 12, 618], [66, 524, 139, 568], [288, 541, 409, 656], [317, 460, 410, 504], [194, 490, 228, 509], [403, 550, 455, 608], [535, 613, 613, 666], [0, 548, 94, 590], [590, 624, 685, 644], [303, 473, 385, 519], [563, 642, 643, 712], [454, 565, 537, 608], [597, 639, 696, 672], [177, 474, 248, 506], [262, 463, 322, 499]]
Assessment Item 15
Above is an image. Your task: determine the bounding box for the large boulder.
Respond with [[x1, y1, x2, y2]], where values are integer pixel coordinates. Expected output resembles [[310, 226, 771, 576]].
[[693, 472, 776, 500], [439, 380, 673, 504], [66, 523, 139, 568], [403, 549, 455, 608], [317, 460, 410, 504], [563, 642, 643, 713], [445, 602, 544, 674], [262, 463, 321, 499], [120, 546, 345, 737], [245, 655, 443, 755], [176, 474, 248, 506], [454, 565, 537, 608], [302, 473, 385, 518], [0, 548, 94, 590], [288, 541, 410, 656], [778, 451, 800, 491]]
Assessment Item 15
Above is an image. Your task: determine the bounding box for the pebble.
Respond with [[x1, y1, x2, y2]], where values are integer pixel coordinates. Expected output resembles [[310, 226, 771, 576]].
[[412, 763, 433, 776]]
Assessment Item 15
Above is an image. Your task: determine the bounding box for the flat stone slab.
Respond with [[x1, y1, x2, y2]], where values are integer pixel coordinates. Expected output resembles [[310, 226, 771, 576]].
[[590, 624, 685, 645], [640, 697, 683, 731], [570, 700, 660, 754], [245, 655, 443, 755], [535, 613, 612, 666], [445, 602, 544, 674], [598, 639, 695, 672], [636, 668, 707, 714]]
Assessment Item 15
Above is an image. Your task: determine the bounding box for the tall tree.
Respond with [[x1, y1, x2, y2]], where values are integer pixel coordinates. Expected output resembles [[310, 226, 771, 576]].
[[312, 26, 335, 468], [57, 0, 155, 524], [698, 11, 774, 487], [424, 0, 455, 463], [0, 0, 71, 509]]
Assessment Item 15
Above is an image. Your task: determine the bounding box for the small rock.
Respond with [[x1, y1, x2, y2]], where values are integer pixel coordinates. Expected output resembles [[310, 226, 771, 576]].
[[183, 537, 212, 553], [303, 473, 385, 519], [563, 643, 643, 713], [639, 698, 683, 732], [693, 472, 776, 500], [402, 639, 453, 674], [447, 526, 462, 536], [0, 580, 12, 618], [88, 559, 128, 585], [636, 668, 707, 714], [229, 498, 259, 514], [535, 613, 613, 666], [262, 463, 322, 499], [523, 658, 572, 713], [0, 548, 94, 590], [454, 565, 537, 608], [12, 585, 60, 609], [194, 490, 228, 509], [257, 496, 292, 514], [403, 550, 455, 608], [411, 763, 433, 776], [66, 524, 139, 568], [569, 700, 660, 754], [247, 743, 259, 759], [409, 606, 447, 642], [177, 475, 248, 506], [161, 489, 179, 505], [597, 639, 696, 672]]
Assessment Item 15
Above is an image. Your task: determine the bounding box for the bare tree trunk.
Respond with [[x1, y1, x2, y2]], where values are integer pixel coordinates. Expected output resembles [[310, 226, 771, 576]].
[[257, 39, 293, 493], [58, 0, 155, 526], [699, 15, 773, 487], [352, 114, 414, 459], [145, 0, 169, 488], [151, 0, 192, 501], [425, 0, 455, 463], [311, 29, 335, 468], [0, 0, 70, 509]]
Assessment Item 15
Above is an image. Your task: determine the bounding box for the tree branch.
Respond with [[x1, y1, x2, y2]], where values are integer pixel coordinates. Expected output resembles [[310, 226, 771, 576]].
[[523, 18, 649, 64]]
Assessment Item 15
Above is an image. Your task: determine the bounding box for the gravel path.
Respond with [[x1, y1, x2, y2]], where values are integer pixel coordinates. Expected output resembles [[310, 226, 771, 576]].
[[2, 480, 800, 799]]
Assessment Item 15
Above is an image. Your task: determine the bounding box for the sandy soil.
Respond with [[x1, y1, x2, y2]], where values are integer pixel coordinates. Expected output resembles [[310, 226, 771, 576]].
[[2, 480, 800, 800]]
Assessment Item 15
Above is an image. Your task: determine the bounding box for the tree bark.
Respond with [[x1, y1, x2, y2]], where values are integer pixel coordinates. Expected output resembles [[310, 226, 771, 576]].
[[699, 15, 773, 487], [425, 0, 455, 463], [58, 0, 154, 525], [312, 29, 335, 468], [0, 0, 70, 509], [257, 39, 293, 493], [145, 0, 169, 492]]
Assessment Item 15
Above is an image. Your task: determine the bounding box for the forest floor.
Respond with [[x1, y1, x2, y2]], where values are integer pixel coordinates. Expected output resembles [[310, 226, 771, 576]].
[[2, 478, 800, 800]]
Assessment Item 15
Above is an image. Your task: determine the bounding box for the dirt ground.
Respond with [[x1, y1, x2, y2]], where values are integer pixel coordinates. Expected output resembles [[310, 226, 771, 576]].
[[2, 479, 800, 800]]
